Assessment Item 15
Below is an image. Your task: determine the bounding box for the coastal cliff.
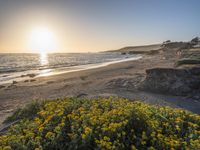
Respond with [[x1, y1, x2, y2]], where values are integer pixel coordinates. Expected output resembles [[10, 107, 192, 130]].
[[140, 38, 200, 98], [140, 67, 200, 97]]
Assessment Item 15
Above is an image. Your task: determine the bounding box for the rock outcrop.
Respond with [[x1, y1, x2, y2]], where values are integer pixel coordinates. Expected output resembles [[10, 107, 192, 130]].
[[191, 37, 200, 48], [140, 67, 200, 96], [162, 42, 192, 49]]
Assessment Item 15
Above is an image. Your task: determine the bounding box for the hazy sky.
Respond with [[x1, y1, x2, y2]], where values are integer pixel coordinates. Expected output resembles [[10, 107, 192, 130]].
[[0, 0, 199, 53]]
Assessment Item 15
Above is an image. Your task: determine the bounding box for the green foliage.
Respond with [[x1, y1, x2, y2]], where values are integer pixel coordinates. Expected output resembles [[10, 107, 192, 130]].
[[176, 58, 200, 66], [4, 101, 44, 123], [0, 97, 200, 150]]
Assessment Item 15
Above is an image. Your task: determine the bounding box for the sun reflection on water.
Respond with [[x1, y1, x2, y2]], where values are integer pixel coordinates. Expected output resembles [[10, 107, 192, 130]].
[[40, 52, 49, 66], [39, 52, 54, 77]]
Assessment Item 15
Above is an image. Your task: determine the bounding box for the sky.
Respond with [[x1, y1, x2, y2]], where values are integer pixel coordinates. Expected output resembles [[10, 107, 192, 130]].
[[0, 0, 199, 53]]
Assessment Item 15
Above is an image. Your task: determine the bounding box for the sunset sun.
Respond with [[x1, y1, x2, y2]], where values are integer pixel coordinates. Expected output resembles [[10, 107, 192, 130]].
[[0, 1, 200, 149], [29, 27, 57, 54]]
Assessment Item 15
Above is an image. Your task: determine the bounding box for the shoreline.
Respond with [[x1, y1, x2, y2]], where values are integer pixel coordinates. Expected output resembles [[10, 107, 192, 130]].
[[38, 55, 142, 77], [0, 55, 142, 85], [0, 51, 200, 125]]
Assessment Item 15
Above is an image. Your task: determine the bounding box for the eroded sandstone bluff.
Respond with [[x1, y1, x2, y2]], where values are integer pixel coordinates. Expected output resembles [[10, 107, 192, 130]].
[[139, 38, 200, 98], [140, 67, 200, 96]]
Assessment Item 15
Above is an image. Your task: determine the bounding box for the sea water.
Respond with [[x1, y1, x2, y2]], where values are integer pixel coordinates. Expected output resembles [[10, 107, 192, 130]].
[[0, 52, 141, 84]]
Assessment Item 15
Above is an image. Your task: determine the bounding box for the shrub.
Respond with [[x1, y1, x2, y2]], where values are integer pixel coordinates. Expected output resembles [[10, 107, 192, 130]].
[[176, 58, 200, 66], [0, 97, 200, 150], [4, 101, 44, 123]]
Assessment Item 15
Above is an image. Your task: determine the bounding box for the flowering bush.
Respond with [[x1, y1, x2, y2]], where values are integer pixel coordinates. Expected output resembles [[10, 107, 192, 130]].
[[0, 97, 200, 150]]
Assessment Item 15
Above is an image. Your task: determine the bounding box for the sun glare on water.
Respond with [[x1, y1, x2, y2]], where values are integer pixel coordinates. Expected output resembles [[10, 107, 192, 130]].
[[29, 27, 58, 65]]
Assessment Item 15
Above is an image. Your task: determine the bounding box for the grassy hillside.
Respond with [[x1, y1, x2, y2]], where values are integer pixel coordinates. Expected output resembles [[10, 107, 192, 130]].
[[176, 48, 200, 67], [107, 44, 161, 53], [0, 97, 200, 150]]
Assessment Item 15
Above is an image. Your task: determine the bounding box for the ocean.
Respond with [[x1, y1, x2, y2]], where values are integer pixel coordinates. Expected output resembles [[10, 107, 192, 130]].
[[0, 52, 141, 84]]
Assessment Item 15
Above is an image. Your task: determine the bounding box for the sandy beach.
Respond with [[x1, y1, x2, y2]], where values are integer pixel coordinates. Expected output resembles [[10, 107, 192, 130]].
[[1, 1, 200, 149], [1, 48, 200, 125]]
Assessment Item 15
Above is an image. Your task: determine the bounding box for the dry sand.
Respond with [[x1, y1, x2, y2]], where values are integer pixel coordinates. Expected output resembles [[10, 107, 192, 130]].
[[0, 51, 200, 126]]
